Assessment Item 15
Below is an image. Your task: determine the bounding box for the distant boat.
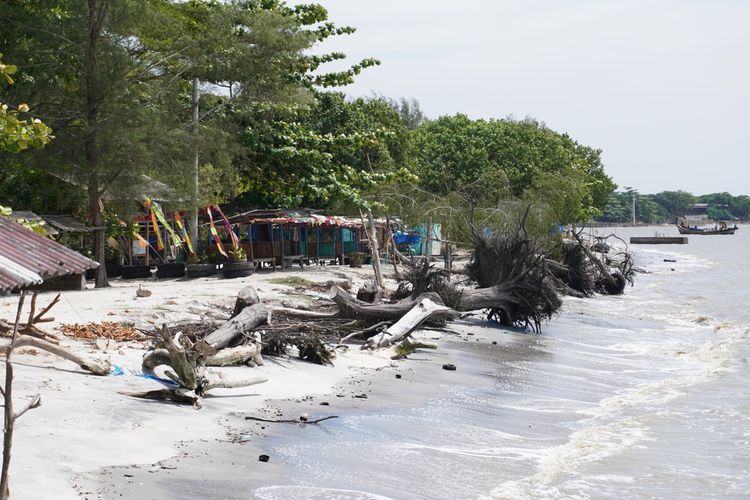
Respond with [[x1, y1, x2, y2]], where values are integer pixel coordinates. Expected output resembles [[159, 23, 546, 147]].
[[676, 222, 738, 235]]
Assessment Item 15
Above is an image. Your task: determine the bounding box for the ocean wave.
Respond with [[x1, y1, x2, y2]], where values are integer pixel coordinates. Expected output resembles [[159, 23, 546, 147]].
[[485, 324, 748, 500], [253, 486, 393, 500]]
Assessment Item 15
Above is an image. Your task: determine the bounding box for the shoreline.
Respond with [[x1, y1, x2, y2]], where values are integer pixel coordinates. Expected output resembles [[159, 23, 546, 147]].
[[0, 242, 668, 499], [76, 322, 509, 500]]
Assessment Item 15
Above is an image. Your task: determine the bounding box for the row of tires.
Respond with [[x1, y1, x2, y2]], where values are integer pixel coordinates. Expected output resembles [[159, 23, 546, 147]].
[[87, 262, 254, 280]]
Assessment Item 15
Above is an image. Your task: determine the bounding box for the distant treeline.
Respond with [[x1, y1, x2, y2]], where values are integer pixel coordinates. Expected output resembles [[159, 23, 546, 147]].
[[595, 190, 750, 223]]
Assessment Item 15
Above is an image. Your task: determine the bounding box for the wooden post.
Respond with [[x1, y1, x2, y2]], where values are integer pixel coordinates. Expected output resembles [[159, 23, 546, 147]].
[[145, 220, 150, 266], [268, 224, 276, 271], [303, 224, 308, 264], [316, 226, 320, 264], [365, 212, 384, 289], [248, 223, 254, 262], [426, 218, 433, 257], [340, 227, 345, 264], [332, 225, 337, 265], [163, 224, 169, 261], [447, 243, 453, 278]]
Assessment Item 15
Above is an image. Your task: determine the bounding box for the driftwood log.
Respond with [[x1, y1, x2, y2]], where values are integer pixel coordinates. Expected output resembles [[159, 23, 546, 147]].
[[203, 303, 270, 350], [0, 336, 110, 376], [136, 325, 267, 408], [364, 298, 455, 349], [330, 285, 450, 321]]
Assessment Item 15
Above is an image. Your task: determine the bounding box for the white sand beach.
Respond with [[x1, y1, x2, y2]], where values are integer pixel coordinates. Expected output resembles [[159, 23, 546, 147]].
[[0, 266, 418, 499]]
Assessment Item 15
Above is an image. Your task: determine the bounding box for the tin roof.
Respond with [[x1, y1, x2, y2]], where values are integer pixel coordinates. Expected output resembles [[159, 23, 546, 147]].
[[0, 217, 99, 293], [42, 215, 93, 233]]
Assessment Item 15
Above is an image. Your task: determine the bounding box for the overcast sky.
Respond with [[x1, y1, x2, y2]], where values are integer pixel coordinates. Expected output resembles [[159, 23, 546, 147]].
[[302, 0, 750, 195]]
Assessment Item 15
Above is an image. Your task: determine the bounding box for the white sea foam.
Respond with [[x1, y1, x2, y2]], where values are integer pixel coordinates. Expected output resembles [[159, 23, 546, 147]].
[[253, 486, 394, 500], [485, 322, 748, 499]]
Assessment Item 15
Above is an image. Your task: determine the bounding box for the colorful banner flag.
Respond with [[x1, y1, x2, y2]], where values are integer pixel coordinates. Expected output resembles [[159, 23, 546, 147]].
[[206, 205, 227, 257], [145, 201, 164, 251], [150, 200, 182, 248], [173, 213, 194, 254], [134, 232, 149, 248], [214, 205, 239, 250]]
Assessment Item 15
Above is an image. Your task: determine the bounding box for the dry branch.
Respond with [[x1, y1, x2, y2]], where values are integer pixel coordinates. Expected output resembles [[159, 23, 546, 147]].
[[245, 415, 338, 424]]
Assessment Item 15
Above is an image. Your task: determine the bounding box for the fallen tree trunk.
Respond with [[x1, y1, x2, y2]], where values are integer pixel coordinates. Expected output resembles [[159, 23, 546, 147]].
[[157, 325, 198, 390], [330, 285, 448, 321], [0, 336, 111, 376], [143, 343, 263, 369], [203, 371, 267, 390], [206, 344, 264, 367], [203, 303, 271, 349], [339, 320, 392, 344], [572, 231, 615, 286], [365, 298, 457, 349]]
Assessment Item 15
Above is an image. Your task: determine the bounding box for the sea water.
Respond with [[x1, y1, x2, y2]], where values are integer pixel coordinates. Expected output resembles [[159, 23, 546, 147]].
[[252, 225, 750, 500]]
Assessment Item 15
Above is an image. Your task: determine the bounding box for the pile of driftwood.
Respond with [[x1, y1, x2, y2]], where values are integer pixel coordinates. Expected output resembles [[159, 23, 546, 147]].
[[127, 217, 636, 408], [0, 218, 634, 411]]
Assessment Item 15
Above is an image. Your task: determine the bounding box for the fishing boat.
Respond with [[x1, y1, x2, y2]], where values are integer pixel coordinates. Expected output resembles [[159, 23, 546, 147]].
[[676, 221, 738, 235]]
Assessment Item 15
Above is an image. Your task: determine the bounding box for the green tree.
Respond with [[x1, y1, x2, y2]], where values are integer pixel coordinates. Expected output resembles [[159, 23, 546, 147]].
[[650, 190, 696, 220], [142, 0, 381, 244], [235, 92, 412, 210], [409, 114, 614, 224], [1, 0, 197, 287]]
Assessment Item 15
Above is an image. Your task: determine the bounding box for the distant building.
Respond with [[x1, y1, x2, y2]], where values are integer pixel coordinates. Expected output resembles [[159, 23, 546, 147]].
[[682, 203, 709, 223]]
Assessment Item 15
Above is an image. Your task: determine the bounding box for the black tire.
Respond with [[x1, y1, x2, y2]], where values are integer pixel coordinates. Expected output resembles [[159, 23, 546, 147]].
[[186, 263, 217, 278], [156, 263, 186, 279], [105, 262, 123, 278], [121, 265, 153, 279], [222, 262, 253, 279]]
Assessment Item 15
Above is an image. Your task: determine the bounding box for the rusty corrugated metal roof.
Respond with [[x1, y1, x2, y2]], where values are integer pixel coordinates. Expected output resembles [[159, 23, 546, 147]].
[[0, 217, 99, 293]]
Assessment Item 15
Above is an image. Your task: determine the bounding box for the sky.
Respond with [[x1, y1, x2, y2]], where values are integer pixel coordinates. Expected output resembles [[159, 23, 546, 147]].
[[299, 0, 750, 195]]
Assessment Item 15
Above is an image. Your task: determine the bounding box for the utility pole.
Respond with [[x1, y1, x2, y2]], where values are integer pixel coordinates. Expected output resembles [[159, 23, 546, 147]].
[[631, 193, 636, 225], [190, 77, 200, 251]]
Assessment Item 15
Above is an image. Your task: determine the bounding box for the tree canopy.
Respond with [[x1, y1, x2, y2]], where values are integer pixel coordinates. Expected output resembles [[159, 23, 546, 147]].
[[408, 114, 615, 225]]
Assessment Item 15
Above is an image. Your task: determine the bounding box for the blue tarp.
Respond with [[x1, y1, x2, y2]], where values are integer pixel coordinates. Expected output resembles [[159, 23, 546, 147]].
[[394, 231, 421, 245]]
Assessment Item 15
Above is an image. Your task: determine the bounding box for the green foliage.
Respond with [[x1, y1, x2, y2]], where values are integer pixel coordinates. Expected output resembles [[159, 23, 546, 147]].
[[0, 53, 52, 153], [0, 165, 84, 215], [699, 192, 750, 220], [409, 115, 614, 225], [0, 204, 46, 234], [651, 191, 696, 219], [235, 92, 414, 210], [228, 246, 247, 262]]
